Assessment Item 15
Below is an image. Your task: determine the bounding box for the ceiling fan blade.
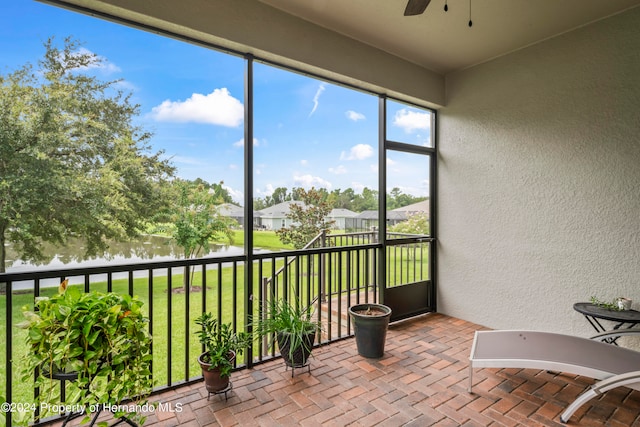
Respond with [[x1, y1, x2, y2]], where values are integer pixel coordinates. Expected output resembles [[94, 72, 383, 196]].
[[404, 0, 431, 16]]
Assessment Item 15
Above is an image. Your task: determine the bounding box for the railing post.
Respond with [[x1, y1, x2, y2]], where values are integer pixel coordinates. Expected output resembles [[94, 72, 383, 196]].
[[320, 231, 326, 303], [369, 230, 377, 295], [261, 277, 269, 354], [5, 280, 12, 427]]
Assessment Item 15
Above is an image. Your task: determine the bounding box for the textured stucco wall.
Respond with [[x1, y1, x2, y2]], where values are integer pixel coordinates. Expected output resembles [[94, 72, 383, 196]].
[[438, 7, 640, 336]]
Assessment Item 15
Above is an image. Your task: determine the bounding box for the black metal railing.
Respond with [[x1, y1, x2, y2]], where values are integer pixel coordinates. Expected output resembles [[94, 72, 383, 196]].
[[312, 230, 431, 288], [0, 242, 382, 426], [0, 230, 433, 426]]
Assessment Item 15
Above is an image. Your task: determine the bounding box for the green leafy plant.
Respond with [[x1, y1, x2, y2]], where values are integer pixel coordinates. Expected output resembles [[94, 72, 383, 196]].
[[389, 212, 430, 235], [0, 37, 175, 280], [590, 296, 621, 311], [194, 313, 251, 379], [255, 298, 320, 364], [18, 281, 153, 425]]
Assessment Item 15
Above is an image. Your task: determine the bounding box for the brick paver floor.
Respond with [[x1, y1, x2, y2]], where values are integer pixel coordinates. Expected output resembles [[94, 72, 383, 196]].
[[49, 313, 640, 426]]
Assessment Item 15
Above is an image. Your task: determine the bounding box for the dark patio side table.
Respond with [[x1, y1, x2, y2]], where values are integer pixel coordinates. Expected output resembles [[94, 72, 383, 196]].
[[573, 302, 640, 345]]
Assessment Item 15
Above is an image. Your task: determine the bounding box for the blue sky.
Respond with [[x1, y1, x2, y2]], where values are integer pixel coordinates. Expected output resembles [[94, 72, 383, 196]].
[[2, 1, 432, 204]]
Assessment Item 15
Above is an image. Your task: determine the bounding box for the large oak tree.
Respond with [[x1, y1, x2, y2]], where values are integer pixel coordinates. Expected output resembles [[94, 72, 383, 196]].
[[0, 38, 174, 276]]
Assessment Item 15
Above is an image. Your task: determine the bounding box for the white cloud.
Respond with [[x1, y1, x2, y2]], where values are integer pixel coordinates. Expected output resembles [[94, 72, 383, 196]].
[[222, 184, 243, 203], [300, 159, 308, 166], [393, 108, 430, 133], [67, 47, 121, 74], [346, 110, 365, 121], [328, 165, 347, 175], [393, 182, 429, 198], [340, 144, 374, 161], [352, 182, 365, 192], [228, 164, 238, 170], [384, 157, 402, 172], [95, 62, 120, 74], [150, 88, 243, 126], [309, 84, 325, 117], [233, 137, 260, 147], [364, 158, 393, 173], [171, 155, 203, 165], [293, 174, 332, 189], [256, 183, 275, 197], [113, 80, 137, 91]]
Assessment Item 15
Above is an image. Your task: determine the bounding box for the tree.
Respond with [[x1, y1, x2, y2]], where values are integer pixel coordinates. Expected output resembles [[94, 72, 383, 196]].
[[164, 181, 236, 290], [389, 212, 430, 235], [387, 187, 427, 210], [276, 188, 335, 249], [0, 37, 174, 278], [209, 181, 234, 204], [253, 197, 268, 211], [352, 187, 378, 212], [329, 188, 356, 209], [271, 187, 289, 205]]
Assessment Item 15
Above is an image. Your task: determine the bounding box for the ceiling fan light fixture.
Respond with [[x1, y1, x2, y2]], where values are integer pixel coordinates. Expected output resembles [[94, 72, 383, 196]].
[[404, 0, 475, 27]]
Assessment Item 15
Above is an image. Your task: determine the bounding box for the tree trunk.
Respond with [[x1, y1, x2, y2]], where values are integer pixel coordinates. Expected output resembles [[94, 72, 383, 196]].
[[183, 265, 189, 291]]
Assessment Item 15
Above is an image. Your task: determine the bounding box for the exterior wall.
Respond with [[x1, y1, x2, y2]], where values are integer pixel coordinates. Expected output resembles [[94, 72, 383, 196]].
[[438, 7, 640, 336], [259, 217, 293, 231], [332, 218, 346, 230]]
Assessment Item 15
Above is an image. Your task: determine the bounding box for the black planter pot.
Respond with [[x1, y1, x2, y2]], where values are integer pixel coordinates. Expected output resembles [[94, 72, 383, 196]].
[[277, 330, 316, 368], [41, 367, 79, 382], [348, 303, 392, 358]]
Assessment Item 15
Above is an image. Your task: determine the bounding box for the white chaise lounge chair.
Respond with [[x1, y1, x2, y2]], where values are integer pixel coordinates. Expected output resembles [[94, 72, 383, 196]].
[[468, 328, 640, 423]]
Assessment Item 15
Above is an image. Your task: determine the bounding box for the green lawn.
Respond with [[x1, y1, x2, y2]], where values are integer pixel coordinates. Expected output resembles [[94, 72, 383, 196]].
[[219, 230, 294, 251]]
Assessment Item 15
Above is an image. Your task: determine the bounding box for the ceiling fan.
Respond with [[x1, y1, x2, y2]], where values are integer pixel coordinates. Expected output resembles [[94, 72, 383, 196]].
[[404, 0, 473, 26], [403, 0, 431, 16]]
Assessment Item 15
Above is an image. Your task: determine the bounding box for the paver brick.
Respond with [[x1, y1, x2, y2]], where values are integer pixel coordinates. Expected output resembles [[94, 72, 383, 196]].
[[46, 313, 640, 427]]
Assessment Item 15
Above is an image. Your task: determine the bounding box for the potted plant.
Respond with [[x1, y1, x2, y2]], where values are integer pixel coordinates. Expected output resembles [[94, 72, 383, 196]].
[[348, 303, 392, 359], [18, 280, 153, 426], [256, 298, 320, 374], [194, 312, 251, 394]]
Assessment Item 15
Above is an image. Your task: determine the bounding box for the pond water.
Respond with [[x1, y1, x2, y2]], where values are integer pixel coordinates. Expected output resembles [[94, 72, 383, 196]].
[[4, 235, 244, 273]]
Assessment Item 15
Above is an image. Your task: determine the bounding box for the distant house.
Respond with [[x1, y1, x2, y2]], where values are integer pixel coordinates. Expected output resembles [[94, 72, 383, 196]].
[[216, 203, 261, 228], [352, 210, 406, 231], [350, 200, 429, 231], [391, 200, 429, 218], [256, 201, 303, 230], [327, 208, 358, 230], [254, 202, 358, 231]]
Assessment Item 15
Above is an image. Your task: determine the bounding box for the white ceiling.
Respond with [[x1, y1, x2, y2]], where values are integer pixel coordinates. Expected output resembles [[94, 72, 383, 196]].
[[259, 0, 640, 74]]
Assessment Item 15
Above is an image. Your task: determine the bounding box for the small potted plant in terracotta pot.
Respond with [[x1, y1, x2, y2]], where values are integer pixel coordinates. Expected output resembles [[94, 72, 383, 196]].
[[194, 313, 251, 395]]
